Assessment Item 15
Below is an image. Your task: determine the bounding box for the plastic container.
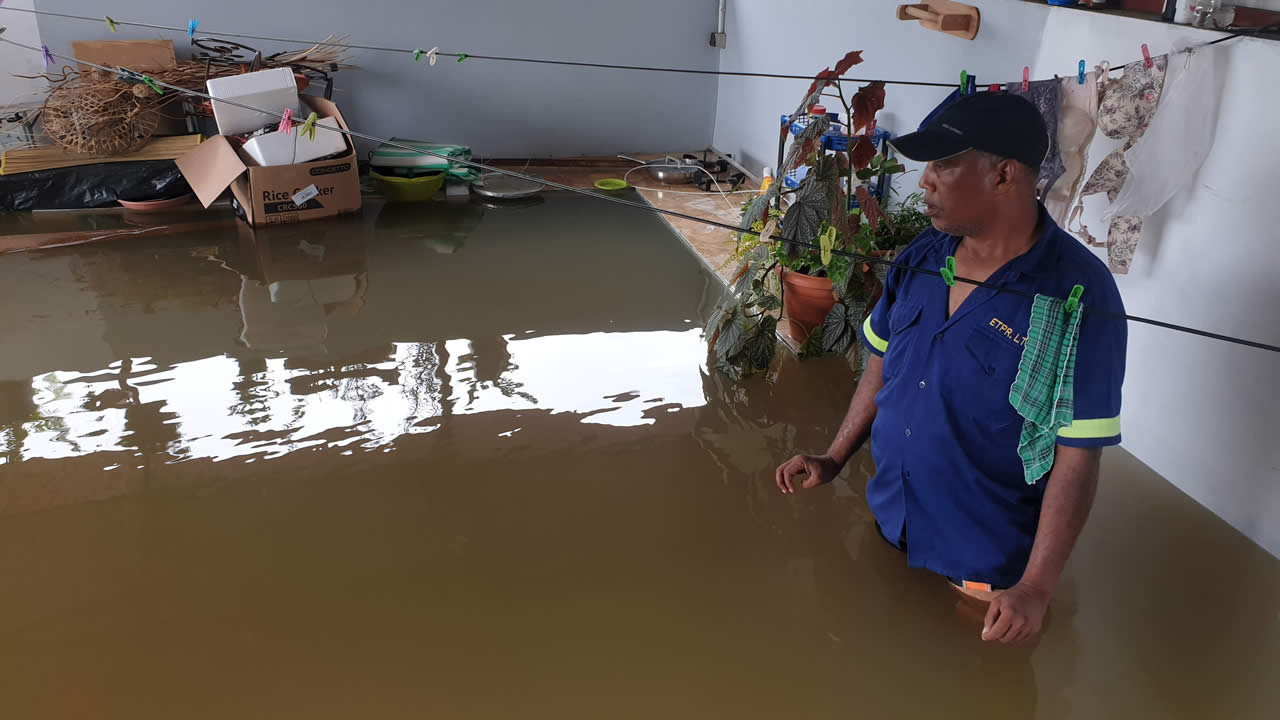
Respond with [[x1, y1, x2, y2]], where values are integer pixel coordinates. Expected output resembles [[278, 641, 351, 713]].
[[759, 167, 774, 195], [371, 170, 444, 203]]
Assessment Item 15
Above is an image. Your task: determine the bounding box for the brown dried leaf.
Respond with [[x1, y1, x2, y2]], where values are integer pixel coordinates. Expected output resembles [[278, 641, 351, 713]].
[[832, 50, 865, 78], [849, 134, 877, 172], [850, 82, 886, 134], [855, 186, 890, 232]]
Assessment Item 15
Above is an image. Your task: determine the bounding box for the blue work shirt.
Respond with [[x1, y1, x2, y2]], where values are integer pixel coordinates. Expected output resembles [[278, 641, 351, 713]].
[[861, 205, 1126, 589]]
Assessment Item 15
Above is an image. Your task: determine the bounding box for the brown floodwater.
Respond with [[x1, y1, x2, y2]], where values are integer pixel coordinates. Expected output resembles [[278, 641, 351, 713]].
[[1, 195, 1277, 719]]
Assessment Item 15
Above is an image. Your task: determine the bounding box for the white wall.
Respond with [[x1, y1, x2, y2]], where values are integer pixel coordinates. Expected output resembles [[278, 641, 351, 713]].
[[27, 0, 722, 157], [713, 1, 1280, 558], [711, 0, 1051, 177], [1028, 8, 1280, 558], [0, 0, 46, 146]]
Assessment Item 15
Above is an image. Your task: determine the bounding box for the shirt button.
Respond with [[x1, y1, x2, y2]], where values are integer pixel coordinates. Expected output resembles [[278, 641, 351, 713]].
[[905, 428, 912, 438], [919, 380, 927, 389]]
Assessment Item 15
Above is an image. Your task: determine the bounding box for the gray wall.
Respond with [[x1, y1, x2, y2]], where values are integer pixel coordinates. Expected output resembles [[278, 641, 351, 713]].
[[33, 0, 722, 158]]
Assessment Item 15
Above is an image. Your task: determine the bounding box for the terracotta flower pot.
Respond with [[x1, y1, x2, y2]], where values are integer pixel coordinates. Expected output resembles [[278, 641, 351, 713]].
[[779, 268, 837, 344]]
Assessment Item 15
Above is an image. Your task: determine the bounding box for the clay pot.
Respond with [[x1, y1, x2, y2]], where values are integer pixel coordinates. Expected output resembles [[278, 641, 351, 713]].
[[779, 268, 837, 344]]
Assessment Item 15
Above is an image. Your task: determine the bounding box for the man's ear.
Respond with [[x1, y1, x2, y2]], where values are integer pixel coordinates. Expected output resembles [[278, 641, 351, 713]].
[[993, 158, 1021, 193]]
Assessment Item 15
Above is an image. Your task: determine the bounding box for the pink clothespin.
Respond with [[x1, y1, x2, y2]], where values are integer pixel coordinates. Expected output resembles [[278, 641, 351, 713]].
[[1021, 67, 1029, 92], [1141, 43, 1153, 69], [41, 44, 54, 69], [278, 108, 294, 135]]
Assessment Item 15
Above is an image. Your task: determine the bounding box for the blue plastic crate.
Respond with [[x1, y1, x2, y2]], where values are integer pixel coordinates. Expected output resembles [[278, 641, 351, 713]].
[[781, 124, 893, 190]]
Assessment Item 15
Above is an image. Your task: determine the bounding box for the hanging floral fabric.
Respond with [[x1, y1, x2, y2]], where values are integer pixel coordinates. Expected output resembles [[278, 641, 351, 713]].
[[1071, 56, 1168, 274], [1106, 45, 1219, 234]]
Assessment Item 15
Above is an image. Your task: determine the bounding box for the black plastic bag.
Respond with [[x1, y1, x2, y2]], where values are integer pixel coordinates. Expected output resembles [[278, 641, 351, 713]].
[[0, 160, 192, 211]]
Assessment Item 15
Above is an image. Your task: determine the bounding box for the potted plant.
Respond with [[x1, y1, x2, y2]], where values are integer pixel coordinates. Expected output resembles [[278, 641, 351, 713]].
[[706, 50, 928, 380]]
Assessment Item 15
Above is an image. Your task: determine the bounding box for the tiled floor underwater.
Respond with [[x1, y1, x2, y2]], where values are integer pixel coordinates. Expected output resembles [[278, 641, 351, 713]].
[[491, 153, 751, 283]]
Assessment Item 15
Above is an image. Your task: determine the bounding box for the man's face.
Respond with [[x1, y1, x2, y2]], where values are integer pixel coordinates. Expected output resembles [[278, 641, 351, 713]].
[[917, 150, 998, 237]]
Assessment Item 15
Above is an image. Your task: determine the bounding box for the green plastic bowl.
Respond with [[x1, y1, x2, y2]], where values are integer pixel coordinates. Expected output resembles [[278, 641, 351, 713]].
[[371, 170, 445, 203], [594, 178, 628, 192]]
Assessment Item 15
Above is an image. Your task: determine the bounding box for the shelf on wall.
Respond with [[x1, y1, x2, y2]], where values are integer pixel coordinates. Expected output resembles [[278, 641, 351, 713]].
[[1013, 0, 1280, 41]]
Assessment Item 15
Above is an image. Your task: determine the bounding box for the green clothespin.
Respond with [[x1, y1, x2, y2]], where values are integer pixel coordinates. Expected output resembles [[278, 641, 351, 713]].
[[1064, 284, 1084, 314], [456, 53, 468, 63], [142, 76, 163, 95], [959, 70, 968, 95], [105, 16, 119, 33], [940, 256, 956, 287], [413, 48, 424, 62], [299, 111, 318, 141]]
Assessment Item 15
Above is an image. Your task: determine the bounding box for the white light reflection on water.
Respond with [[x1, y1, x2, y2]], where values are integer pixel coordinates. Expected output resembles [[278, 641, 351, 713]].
[[3, 329, 708, 464]]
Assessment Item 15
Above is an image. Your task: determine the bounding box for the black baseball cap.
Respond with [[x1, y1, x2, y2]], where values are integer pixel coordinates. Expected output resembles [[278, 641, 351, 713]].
[[889, 91, 1048, 171]]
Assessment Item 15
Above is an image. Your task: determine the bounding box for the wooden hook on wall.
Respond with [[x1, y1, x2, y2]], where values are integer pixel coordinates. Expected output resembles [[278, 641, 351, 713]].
[[896, 2, 981, 41]]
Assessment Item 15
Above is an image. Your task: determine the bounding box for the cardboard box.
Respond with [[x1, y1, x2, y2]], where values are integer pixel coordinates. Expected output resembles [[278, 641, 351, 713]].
[[176, 96, 362, 227], [72, 39, 177, 73], [206, 67, 299, 136], [72, 39, 188, 136]]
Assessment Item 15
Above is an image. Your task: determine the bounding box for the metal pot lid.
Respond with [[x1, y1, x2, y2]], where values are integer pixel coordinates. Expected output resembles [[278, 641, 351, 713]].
[[473, 174, 546, 199]]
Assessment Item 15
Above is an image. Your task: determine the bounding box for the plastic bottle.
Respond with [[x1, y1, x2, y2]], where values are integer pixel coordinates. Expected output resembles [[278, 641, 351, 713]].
[[759, 167, 774, 195]]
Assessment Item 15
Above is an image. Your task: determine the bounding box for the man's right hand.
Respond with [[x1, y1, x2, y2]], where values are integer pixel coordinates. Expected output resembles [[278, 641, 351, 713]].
[[775, 454, 841, 494]]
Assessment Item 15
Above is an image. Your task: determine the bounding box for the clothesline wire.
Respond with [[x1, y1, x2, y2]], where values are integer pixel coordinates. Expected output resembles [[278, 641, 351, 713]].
[[2, 36, 1277, 354], [0, 5, 1270, 91]]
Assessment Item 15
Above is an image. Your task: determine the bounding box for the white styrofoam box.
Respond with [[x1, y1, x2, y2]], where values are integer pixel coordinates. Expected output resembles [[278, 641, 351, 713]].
[[206, 68, 299, 136], [240, 117, 346, 167]]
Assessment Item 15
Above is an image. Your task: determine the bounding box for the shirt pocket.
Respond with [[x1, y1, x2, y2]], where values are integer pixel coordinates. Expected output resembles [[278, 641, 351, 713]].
[[958, 326, 1024, 432], [882, 302, 923, 382]]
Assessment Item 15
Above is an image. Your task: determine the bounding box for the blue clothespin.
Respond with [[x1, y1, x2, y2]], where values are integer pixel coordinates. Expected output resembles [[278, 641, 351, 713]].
[[1064, 284, 1084, 314], [41, 44, 54, 69], [940, 256, 957, 287], [959, 70, 968, 95], [1078, 60, 1086, 84], [188, 19, 198, 39]]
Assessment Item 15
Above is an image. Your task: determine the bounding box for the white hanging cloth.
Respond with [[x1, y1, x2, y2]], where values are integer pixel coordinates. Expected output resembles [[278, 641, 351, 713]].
[[1104, 43, 1219, 224]]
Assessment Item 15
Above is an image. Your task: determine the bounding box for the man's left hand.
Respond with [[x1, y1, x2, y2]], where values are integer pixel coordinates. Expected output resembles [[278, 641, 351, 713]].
[[981, 582, 1051, 644]]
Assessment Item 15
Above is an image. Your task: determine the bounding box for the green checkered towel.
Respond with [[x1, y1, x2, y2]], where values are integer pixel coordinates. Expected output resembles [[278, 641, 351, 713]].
[[1008, 294, 1082, 485]]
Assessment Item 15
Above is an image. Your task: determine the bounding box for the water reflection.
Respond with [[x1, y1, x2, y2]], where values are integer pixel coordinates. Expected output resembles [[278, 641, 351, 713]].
[[0, 198, 723, 468]]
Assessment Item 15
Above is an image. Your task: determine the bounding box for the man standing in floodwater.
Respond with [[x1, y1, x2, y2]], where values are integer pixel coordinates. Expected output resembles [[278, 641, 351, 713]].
[[776, 92, 1126, 644]]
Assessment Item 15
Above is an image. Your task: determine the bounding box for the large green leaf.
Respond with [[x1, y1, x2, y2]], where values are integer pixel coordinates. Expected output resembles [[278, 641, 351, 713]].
[[704, 305, 729, 338], [780, 115, 830, 175], [822, 301, 851, 354], [715, 357, 742, 382], [732, 264, 755, 295], [715, 311, 750, 361], [753, 293, 781, 311], [780, 162, 835, 249], [799, 325, 826, 359], [746, 330, 774, 371]]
